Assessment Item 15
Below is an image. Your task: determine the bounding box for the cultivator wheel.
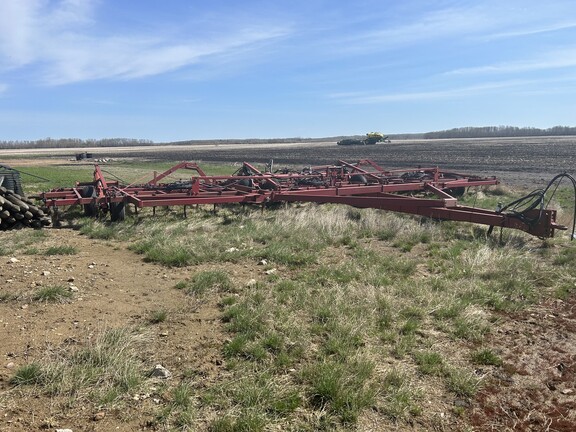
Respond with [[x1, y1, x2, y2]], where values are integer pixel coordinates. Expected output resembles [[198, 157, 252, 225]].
[[81, 185, 97, 217], [110, 202, 126, 222]]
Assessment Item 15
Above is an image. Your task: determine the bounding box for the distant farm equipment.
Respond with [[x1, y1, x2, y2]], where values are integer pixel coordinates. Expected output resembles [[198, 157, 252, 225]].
[[337, 132, 390, 146], [37, 159, 574, 239]]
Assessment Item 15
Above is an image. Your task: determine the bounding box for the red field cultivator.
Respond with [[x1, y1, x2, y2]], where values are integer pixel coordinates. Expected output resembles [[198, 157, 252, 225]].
[[40, 159, 572, 239]]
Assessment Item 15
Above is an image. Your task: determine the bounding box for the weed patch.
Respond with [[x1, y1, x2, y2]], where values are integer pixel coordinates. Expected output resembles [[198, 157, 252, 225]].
[[33, 285, 72, 303], [9, 328, 148, 406], [176, 270, 232, 296], [44, 245, 78, 255]]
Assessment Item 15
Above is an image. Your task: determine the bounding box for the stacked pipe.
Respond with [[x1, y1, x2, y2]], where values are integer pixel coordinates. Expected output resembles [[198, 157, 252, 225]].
[[0, 186, 51, 230]]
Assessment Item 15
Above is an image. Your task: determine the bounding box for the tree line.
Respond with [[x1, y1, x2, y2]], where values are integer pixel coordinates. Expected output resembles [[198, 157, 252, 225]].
[[0, 137, 154, 149], [0, 136, 333, 149], [1, 125, 575, 149], [423, 125, 576, 139]]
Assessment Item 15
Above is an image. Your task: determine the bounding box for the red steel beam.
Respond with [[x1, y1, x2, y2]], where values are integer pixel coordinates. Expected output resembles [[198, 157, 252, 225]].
[[39, 160, 566, 238]]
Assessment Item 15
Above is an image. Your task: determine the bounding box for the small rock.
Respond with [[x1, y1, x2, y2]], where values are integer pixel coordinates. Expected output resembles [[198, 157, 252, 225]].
[[93, 411, 105, 421], [159, 332, 169, 337], [6, 362, 15, 369], [6, 279, 14, 283], [21, 304, 28, 310], [246, 279, 257, 286], [67, 277, 75, 282], [226, 247, 239, 253], [87, 265, 95, 269], [561, 389, 574, 395], [264, 268, 277, 275], [69, 285, 79, 292], [8, 257, 20, 264], [150, 364, 172, 379], [454, 398, 470, 408], [258, 259, 267, 265], [56, 429, 74, 432], [41, 271, 51, 276]]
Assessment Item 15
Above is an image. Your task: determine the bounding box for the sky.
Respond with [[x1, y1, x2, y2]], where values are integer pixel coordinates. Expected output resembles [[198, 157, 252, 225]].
[[0, 0, 575, 142]]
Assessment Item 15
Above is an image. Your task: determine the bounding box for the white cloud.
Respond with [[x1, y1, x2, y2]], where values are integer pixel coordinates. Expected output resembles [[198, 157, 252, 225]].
[[0, 0, 289, 84], [447, 48, 576, 76], [329, 79, 542, 104], [324, 1, 576, 56], [326, 3, 506, 55], [42, 27, 288, 85], [0, 1, 39, 66], [481, 22, 576, 41]]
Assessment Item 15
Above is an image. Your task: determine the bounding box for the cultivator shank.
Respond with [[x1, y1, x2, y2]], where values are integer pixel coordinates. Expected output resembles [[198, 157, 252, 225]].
[[40, 160, 567, 238]]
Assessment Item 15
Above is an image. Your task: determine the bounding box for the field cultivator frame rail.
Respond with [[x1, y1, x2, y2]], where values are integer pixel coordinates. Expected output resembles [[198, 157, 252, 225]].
[[40, 160, 567, 238]]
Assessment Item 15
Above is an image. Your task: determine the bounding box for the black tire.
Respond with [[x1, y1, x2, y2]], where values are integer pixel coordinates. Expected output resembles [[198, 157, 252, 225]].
[[110, 202, 126, 222], [260, 180, 276, 190], [81, 185, 98, 217], [2, 176, 15, 192], [238, 178, 254, 188], [350, 174, 368, 184], [443, 187, 465, 197]]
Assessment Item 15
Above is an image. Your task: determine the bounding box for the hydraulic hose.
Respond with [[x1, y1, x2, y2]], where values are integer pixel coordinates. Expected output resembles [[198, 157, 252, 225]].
[[497, 173, 576, 240]]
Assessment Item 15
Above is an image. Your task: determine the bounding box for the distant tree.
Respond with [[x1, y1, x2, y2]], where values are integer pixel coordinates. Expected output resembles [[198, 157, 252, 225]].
[[423, 125, 576, 139]]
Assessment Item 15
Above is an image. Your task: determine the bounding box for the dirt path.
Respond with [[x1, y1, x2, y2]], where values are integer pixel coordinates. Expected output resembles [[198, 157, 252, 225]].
[[0, 228, 231, 431], [470, 296, 576, 431]]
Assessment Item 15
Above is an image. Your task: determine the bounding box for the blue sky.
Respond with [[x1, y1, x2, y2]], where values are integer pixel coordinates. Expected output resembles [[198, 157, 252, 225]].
[[0, 0, 575, 142]]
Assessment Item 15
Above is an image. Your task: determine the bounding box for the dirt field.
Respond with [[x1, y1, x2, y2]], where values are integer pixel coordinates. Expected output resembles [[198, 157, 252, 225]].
[[136, 136, 574, 188], [1, 137, 575, 431], [4, 136, 576, 186]]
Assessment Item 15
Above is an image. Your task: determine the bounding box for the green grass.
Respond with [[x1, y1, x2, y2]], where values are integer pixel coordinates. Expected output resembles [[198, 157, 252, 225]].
[[380, 369, 422, 420], [9, 168, 576, 430], [0, 229, 48, 255], [16, 161, 239, 194], [471, 348, 503, 366], [44, 245, 78, 255], [10, 363, 44, 386], [445, 367, 481, 398], [553, 244, 576, 267], [33, 285, 72, 303], [16, 165, 95, 192], [302, 360, 376, 424], [147, 309, 168, 324], [414, 351, 445, 376], [176, 270, 232, 296], [10, 327, 147, 406]]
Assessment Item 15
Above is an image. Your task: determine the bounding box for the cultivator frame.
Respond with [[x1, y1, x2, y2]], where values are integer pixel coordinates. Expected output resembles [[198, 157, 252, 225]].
[[40, 159, 566, 238]]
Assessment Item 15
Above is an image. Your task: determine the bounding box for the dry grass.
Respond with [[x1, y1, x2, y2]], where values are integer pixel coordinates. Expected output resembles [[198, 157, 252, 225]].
[[6, 182, 576, 430]]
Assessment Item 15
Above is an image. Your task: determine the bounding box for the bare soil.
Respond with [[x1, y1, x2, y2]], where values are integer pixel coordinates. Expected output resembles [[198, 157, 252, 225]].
[[0, 229, 234, 431], [5, 136, 576, 186], [471, 296, 576, 431]]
